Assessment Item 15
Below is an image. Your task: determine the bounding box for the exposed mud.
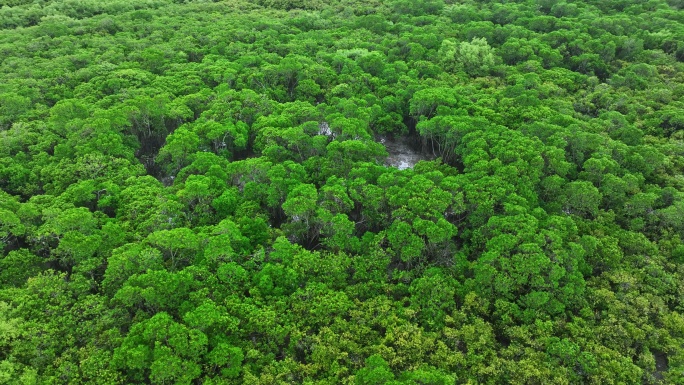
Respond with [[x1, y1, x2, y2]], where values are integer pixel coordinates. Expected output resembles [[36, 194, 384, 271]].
[[653, 349, 668, 380]]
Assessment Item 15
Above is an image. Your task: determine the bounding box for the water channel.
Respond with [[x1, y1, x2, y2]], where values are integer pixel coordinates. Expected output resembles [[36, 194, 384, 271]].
[[379, 135, 432, 170]]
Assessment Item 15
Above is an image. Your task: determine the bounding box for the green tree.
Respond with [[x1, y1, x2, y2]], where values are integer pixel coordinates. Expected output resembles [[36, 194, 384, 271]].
[[113, 312, 207, 385], [563, 181, 602, 218], [439, 37, 496, 76]]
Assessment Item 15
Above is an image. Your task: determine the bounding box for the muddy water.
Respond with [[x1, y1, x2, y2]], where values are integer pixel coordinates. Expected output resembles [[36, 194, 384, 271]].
[[379, 136, 431, 170]]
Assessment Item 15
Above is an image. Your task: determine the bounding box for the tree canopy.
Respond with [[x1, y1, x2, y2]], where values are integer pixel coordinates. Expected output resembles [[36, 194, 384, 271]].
[[1, 0, 684, 383]]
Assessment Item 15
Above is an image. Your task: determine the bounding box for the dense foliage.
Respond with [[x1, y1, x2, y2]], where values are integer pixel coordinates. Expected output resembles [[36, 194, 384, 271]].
[[2, 0, 684, 383]]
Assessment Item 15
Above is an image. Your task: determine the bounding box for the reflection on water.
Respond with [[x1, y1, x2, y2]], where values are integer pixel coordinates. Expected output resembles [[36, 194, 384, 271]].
[[379, 136, 431, 170], [318, 121, 332, 136]]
